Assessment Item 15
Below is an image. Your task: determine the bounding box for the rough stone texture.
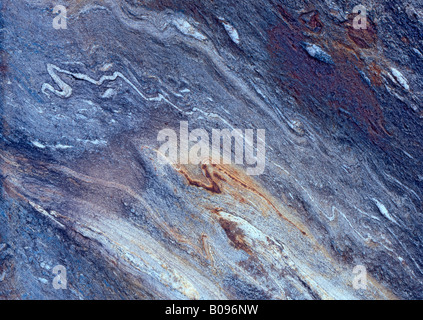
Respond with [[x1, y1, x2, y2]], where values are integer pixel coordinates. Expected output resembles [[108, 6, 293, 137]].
[[0, 0, 422, 299]]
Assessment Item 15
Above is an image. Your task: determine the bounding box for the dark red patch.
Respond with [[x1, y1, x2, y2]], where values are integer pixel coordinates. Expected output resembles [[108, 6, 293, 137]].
[[267, 6, 388, 142], [300, 10, 323, 33], [345, 14, 377, 49]]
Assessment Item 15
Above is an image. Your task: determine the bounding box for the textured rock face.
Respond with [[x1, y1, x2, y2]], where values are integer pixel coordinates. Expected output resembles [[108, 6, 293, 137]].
[[0, 0, 422, 299]]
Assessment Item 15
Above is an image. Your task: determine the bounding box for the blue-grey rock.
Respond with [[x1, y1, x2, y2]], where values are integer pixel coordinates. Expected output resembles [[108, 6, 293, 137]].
[[1, 0, 423, 300]]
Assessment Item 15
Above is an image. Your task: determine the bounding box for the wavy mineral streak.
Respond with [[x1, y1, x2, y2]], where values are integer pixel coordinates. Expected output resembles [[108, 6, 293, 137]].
[[41, 63, 183, 112]]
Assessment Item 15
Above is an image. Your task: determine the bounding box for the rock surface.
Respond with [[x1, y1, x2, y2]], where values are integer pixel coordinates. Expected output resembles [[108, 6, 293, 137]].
[[0, 0, 423, 299]]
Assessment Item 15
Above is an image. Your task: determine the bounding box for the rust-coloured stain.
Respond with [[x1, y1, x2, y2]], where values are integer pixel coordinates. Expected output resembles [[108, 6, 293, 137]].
[[178, 162, 308, 237], [178, 164, 222, 194], [300, 10, 324, 33], [345, 14, 378, 49], [217, 216, 253, 255], [267, 6, 389, 142]]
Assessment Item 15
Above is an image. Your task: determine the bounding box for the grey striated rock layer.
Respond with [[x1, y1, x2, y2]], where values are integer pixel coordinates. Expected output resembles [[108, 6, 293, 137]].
[[0, 0, 423, 299]]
